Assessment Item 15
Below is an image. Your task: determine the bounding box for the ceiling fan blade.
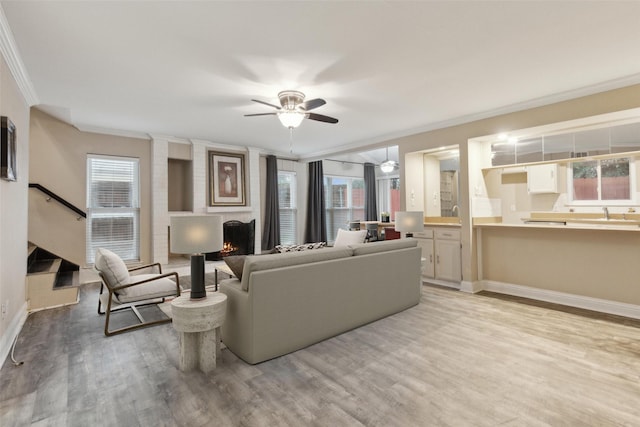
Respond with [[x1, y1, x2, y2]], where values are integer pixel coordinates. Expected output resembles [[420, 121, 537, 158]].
[[250, 99, 281, 110], [244, 113, 278, 117], [307, 113, 339, 124], [299, 98, 326, 111]]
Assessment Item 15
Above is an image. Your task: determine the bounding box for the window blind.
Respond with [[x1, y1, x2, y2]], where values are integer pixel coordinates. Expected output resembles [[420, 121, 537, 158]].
[[278, 171, 297, 245], [86, 155, 140, 264]]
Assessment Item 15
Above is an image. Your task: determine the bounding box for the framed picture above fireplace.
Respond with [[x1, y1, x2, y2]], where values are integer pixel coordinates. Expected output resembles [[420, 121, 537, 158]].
[[209, 151, 246, 206]]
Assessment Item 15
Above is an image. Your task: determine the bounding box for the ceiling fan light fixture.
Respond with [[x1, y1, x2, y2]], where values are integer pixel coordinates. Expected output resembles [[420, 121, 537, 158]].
[[380, 160, 396, 173], [278, 110, 306, 129], [380, 146, 397, 173]]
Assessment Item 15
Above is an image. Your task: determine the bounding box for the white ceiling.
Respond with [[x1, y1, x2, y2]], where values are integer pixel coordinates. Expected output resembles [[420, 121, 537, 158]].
[[3, 1, 640, 159]]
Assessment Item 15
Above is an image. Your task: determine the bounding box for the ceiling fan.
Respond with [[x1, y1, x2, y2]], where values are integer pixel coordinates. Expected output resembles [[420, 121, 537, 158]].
[[245, 90, 339, 129]]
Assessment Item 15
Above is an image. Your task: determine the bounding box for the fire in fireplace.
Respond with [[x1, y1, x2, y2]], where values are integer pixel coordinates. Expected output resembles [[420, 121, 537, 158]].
[[206, 219, 255, 260], [220, 242, 237, 256]]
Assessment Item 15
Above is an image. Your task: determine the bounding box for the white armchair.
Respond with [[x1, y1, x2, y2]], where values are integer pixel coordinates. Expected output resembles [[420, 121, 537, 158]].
[[95, 248, 181, 336]]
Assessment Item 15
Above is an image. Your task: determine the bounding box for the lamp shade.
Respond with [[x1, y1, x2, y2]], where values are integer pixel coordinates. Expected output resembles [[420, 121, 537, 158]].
[[395, 211, 424, 233], [170, 215, 223, 254]]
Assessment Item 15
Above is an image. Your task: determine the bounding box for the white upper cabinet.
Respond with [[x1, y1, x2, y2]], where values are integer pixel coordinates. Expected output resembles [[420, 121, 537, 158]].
[[527, 163, 558, 194]]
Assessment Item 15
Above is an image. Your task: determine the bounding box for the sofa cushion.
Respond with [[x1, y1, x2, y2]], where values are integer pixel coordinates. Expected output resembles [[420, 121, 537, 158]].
[[276, 242, 326, 253], [224, 255, 246, 280], [95, 248, 129, 288], [350, 238, 417, 256], [333, 229, 367, 247], [241, 247, 353, 291]]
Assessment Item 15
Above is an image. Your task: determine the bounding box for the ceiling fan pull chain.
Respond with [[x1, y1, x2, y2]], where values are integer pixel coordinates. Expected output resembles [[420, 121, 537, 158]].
[[289, 128, 294, 153]]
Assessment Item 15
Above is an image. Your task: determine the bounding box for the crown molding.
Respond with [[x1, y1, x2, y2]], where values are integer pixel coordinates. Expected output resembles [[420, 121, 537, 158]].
[[0, 5, 39, 106], [74, 123, 150, 140]]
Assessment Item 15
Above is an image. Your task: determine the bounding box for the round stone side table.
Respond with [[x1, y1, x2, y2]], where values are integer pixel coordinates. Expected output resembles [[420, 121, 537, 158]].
[[171, 292, 227, 373]]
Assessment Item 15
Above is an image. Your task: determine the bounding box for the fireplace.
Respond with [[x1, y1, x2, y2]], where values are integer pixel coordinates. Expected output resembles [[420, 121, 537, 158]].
[[206, 219, 255, 260]]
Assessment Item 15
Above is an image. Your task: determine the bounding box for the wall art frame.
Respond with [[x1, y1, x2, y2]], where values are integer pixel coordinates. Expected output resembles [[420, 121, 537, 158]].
[[209, 151, 246, 206], [1, 116, 16, 182]]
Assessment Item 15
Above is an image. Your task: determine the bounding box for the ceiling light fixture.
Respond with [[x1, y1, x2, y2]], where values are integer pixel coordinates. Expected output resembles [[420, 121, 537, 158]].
[[380, 147, 397, 173], [277, 110, 307, 129]]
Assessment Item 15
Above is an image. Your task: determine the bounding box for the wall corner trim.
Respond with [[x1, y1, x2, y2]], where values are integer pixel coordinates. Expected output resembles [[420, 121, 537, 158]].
[[460, 280, 484, 293], [0, 5, 39, 106]]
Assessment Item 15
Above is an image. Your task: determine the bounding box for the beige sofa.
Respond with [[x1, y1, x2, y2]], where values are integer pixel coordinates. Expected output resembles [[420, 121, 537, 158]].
[[219, 239, 422, 364]]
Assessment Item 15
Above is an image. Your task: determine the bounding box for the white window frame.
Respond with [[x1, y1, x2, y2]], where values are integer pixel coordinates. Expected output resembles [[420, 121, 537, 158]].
[[324, 175, 365, 242], [377, 174, 400, 219], [278, 170, 297, 246], [86, 155, 140, 264], [567, 156, 637, 206]]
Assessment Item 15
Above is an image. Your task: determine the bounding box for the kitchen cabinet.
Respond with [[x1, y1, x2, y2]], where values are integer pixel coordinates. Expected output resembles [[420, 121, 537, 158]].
[[414, 227, 461, 283], [527, 163, 558, 194], [434, 228, 461, 282]]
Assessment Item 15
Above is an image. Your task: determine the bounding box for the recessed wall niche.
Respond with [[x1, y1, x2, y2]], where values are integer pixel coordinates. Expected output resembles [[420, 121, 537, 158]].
[[168, 158, 193, 212]]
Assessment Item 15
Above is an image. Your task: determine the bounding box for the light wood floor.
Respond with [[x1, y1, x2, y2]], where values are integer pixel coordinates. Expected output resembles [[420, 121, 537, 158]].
[[1, 282, 639, 426]]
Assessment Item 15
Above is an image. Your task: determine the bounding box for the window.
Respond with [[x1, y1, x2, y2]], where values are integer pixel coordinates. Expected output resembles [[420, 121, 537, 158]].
[[278, 171, 297, 245], [377, 177, 401, 220], [86, 155, 140, 264], [324, 176, 365, 242], [570, 157, 634, 203]]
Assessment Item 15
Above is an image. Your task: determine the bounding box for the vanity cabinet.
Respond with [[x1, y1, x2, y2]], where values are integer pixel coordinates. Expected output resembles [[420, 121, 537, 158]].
[[434, 228, 461, 282], [527, 163, 558, 194], [414, 229, 435, 277], [414, 227, 461, 283]]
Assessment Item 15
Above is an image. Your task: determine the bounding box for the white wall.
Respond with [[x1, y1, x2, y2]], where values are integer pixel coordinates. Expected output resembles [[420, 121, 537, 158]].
[[0, 52, 30, 367]]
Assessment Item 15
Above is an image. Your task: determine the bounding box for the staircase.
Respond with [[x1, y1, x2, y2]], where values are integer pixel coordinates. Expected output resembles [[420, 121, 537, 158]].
[[26, 244, 80, 311]]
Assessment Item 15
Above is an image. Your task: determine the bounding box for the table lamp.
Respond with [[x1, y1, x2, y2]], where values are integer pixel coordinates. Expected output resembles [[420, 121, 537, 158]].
[[170, 215, 223, 299], [395, 211, 424, 237]]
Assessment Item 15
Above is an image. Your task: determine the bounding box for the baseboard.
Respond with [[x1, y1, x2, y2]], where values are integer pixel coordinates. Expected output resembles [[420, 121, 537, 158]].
[[481, 280, 640, 320], [460, 280, 484, 293], [422, 278, 461, 290], [0, 301, 28, 369]]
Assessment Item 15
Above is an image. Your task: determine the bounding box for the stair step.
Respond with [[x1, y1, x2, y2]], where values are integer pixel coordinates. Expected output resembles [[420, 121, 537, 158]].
[[53, 270, 80, 289], [27, 258, 62, 275]]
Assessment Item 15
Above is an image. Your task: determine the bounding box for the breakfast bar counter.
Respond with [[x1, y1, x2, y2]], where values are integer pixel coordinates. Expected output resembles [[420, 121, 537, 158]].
[[473, 222, 640, 310]]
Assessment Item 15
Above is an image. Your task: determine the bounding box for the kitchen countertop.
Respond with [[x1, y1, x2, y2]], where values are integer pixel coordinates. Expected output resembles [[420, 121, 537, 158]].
[[474, 221, 640, 231]]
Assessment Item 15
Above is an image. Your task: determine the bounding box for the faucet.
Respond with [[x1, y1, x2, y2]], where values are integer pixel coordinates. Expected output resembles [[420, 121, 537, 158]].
[[451, 205, 459, 217], [603, 206, 609, 220]]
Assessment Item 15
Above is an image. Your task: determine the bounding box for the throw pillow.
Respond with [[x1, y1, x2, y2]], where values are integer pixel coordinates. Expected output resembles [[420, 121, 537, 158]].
[[95, 248, 129, 287], [224, 255, 246, 280], [275, 242, 327, 253], [333, 229, 367, 247]]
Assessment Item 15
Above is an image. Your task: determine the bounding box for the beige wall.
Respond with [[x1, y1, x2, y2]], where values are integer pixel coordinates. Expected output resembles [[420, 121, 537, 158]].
[[29, 109, 152, 265], [388, 84, 640, 285], [0, 54, 30, 353]]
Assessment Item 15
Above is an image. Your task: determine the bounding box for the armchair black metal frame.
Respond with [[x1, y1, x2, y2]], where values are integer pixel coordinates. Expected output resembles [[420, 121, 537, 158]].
[[97, 263, 181, 336]]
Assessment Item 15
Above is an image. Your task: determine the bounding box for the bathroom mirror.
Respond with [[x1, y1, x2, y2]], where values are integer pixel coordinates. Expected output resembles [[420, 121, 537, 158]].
[[422, 145, 460, 217]]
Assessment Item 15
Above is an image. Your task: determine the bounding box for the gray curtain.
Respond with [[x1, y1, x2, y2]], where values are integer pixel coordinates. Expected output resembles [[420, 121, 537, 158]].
[[304, 160, 327, 243], [364, 162, 378, 221], [261, 155, 280, 250]]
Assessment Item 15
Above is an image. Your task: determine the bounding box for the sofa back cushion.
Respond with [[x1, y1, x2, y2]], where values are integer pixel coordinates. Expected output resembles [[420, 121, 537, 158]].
[[333, 229, 367, 247], [350, 238, 417, 256], [241, 247, 353, 291]]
